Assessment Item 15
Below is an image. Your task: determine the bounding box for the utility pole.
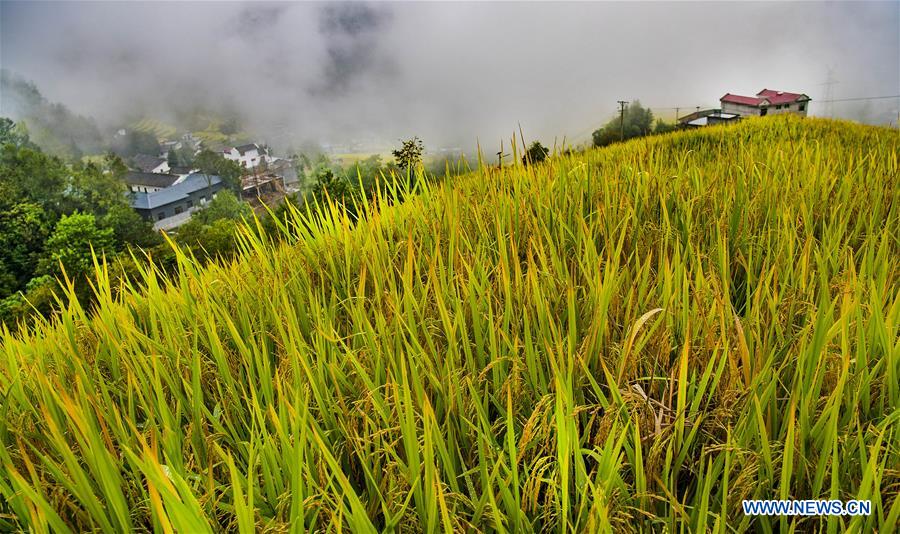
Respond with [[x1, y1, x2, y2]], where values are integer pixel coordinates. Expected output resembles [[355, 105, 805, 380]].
[[617, 100, 629, 140], [819, 66, 839, 118]]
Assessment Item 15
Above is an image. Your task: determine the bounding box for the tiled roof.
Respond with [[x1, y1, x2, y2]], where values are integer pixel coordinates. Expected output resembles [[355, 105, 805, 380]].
[[125, 171, 178, 189], [132, 154, 167, 173], [721, 89, 810, 107], [756, 89, 810, 105], [234, 143, 267, 155], [721, 93, 765, 106], [130, 173, 221, 210]]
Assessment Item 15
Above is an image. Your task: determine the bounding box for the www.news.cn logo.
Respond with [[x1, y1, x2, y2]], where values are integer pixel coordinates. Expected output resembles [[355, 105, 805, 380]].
[[742, 500, 871, 516]]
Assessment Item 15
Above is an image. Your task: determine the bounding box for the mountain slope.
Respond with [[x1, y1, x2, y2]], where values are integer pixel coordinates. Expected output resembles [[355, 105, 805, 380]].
[[1, 116, 897, 532]]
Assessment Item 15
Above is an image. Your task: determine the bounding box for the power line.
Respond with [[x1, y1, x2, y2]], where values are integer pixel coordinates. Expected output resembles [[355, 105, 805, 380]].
[[811, 95, 900, 104]]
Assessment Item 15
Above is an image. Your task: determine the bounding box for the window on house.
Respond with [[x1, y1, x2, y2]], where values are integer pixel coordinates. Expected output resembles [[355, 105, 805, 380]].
[[760, 108, 768, 116], [187, 200, 193, 208], [175, 206, 184, 215], [157, 212, 166, 221], [799, 104, 805, 111]]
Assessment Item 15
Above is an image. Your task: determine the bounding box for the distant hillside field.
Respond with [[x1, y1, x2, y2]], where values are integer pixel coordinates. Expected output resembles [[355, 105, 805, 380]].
[[0, 117, 897, 532], [131, 118, 178, 140]]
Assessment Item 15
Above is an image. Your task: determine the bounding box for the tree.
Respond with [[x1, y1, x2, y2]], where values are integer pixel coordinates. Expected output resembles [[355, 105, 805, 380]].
[[63, 156, 130, 216], [179, 144, 196, 166], [392, 137, 424, 172], [653, 119, 676, 135], [220, 116, 240, 136], [114, 130, 160, 158], [592, 100, 655, 147], [592, 128, 622, 148], [101, 204, 159, 249], [311, 168, 352, 201], [39, 212, 114, 277], [0, 143, 68, 215], [191, 190, 251, 226], [523, 141, 549, 166], [0, 117, 33, 148], [195, 149, 244, 193], [0, 202, 51, 296], [174, 191, 250, 260], [167, 149, 178, 167]]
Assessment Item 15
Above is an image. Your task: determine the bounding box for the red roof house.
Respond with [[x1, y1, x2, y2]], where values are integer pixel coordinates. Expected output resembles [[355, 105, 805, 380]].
[[720, 89, 811, 117]]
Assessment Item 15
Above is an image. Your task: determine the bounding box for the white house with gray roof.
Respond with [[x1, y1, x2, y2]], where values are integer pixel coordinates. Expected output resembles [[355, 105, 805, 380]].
[[132, 154, 170, 174], [130, 173, 225, 230], [125, 171, 179, 193], [224, 143, 269, 169]]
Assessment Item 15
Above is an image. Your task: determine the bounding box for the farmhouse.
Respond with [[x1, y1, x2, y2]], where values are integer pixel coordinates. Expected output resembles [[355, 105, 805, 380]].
[[124, 171, 179, 193], [720, 89, 811, 117], [130, 173, 225, 230], [132, 154, 170, 174], [224, 143, 269, 169], [158, 140, 182, 158]]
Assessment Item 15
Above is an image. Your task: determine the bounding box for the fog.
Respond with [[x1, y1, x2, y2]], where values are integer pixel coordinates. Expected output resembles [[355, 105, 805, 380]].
[[2, 1, 898, 151]]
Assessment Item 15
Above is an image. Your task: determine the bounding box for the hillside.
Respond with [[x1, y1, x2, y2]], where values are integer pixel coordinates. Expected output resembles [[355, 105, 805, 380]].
[[0, 116, 897, 532]]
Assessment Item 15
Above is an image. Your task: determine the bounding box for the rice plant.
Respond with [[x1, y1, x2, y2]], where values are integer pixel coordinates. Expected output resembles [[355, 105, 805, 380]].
[[0, 115, 897, 532]]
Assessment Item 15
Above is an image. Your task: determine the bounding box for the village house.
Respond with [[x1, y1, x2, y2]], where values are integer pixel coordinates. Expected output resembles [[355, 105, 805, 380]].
[[130, 173, 225, 230], [224, 143, 269, 169], [158, 140, 183, 158], [169, 166, 199, 181], [132, 154, 170, 174], [720, 89, 811, 117], [124, 171, 179, 193]]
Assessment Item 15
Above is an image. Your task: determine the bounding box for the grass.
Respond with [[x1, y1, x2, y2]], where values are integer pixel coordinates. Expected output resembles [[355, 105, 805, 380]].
[[0, 116, 897, 532]]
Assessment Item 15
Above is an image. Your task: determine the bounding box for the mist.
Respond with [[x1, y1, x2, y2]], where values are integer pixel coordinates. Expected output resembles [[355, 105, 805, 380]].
[[1, 1, 897, 151]]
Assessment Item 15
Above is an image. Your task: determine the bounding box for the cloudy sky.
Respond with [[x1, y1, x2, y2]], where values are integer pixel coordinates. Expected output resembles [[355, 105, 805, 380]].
[[1, 1, 898, 149]]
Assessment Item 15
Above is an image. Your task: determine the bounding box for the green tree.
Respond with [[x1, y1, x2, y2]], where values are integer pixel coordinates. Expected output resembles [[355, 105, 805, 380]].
[[0, 117, 33, 148], [102, 204, 160, 249], [191, 190, 251, 226], [523, 141, 549, 166], [653, 119, 677, 135], [167, 149, 178, 167], [174, 192, 250, 261], [0, 202, 51, 296], [115, 130, 160, 158], [63, 156, 130, 216], [39, 213, 115, 278], [392, 137, 424, 171], [592, 100, 655, 147], [0, 143, 68, 215], [195, 149, 244, 193], [311, 168, 352, 201]]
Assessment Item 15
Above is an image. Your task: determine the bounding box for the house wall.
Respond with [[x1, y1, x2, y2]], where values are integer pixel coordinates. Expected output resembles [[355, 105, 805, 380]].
[[151, 161, 171, 174], [224, 148, 267, 169], [768, 101, 809, 116], [722, 100, 809, 117], [721, 101, 762, 117], [130, 185, 164, 193]]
